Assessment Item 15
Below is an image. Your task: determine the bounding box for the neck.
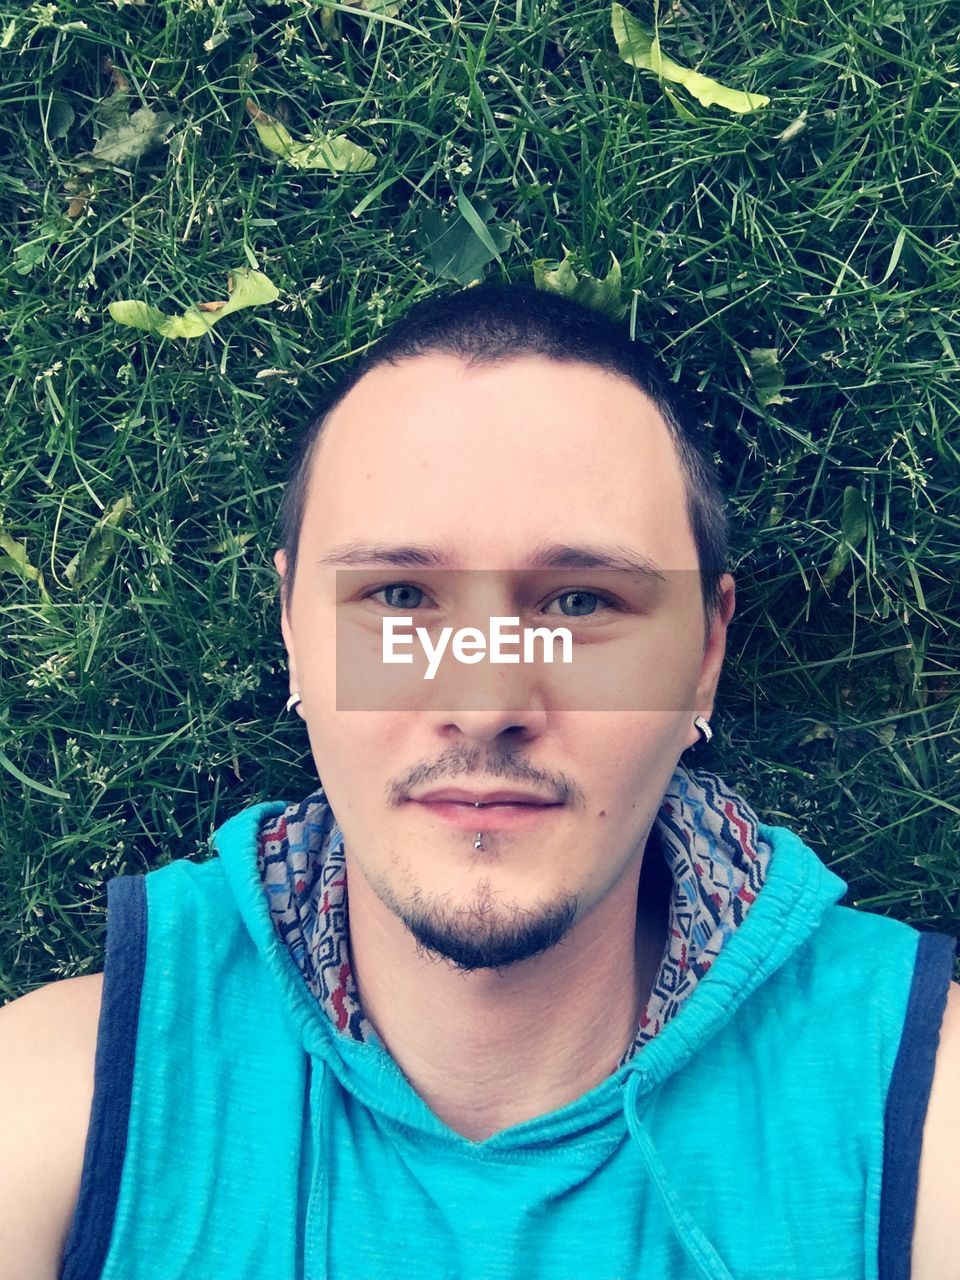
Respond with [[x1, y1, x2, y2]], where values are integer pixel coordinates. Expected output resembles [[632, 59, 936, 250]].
[[345, 839, 670, 1143]]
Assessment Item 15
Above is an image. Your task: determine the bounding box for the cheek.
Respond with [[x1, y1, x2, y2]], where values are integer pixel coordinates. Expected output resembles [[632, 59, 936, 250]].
[[595, 711, 687, 768], [607, 713, 691, 802], [289, 601, 337, 696], [303, 709, 376, 801], [555, 615, 706, 715], [643, 607, 707, 696]]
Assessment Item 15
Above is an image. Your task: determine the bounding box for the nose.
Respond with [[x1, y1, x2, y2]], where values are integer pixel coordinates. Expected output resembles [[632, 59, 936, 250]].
[[424, 648, 549, 746], [434, 704, 548, 747]]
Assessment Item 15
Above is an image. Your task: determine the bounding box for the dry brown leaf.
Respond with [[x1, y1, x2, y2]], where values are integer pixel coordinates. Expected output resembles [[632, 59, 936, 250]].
[[66, 192, 90, 218], [102, 57, 130, 93]]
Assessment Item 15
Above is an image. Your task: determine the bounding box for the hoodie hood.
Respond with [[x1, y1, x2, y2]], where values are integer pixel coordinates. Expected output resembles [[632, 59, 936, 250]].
[[254, 764, 774, 1066], [212, 765, 849, 1280]]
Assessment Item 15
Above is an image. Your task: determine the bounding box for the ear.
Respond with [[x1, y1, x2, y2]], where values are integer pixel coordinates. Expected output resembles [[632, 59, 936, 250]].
[[683, 573, 735, 751], [274, 549, 305, 718]]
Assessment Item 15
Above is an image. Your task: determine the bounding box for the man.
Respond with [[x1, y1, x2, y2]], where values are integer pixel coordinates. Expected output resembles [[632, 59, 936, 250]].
[[2, 282, 957, 1280]]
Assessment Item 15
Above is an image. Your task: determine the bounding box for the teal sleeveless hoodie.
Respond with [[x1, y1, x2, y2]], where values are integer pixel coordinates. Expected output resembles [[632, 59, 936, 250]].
[[60, 795, 956, 1280]]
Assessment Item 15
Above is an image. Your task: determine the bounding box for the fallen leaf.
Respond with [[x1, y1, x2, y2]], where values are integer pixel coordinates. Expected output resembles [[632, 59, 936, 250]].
[[108, 267, 280, 339], [41, 96, 75, 140], [245, 99, 375, 173], [64, 496, 134, 587], [66, 190, 90, 218], [611, 3, 770, 115], [455, 189, 506, 269], [775, 109, 808, 143], [212, 530, 255, 554], [0, 529, 45, 591], [415, 198, 511, 284], [823, 487, 869, 588], [746, 347, 792, 407], [661, 82, 699, 122], [533, 246, 628, 321], [93, 104, 173, 165], [348, 0, 401, 13], [102, 57, 130, 94]]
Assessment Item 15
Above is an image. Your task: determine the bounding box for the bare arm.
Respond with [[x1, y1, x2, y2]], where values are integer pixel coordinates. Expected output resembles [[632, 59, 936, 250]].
[[0, 973, 103, 1280], [911, 979, 960, 1280]]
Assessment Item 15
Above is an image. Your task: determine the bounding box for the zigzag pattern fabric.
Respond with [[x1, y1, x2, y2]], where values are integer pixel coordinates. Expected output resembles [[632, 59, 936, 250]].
[[256, 763, 773, 1064]]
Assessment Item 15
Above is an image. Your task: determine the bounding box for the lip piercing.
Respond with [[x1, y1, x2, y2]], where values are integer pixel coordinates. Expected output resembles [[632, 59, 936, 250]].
[[474, 800, 484, 850]]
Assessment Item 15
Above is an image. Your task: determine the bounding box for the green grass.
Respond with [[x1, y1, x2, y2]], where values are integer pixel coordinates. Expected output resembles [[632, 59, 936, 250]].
[[1, 0, 958, 998]]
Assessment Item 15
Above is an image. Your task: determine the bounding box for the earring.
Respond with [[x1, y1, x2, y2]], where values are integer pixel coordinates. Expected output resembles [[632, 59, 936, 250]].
[[694, 715, 713, 744], [286, 692, 302, 714]]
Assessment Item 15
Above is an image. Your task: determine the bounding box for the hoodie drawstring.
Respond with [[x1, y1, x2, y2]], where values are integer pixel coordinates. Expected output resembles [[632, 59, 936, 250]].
[[305, 1055, 333, 1280], [624, 1072, 736, 1280]]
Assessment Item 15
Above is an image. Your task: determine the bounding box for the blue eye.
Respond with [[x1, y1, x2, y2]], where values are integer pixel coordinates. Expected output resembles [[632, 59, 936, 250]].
[[369, 584, 427, 610], [363, 584, 621, 617], [544, 590, 620, 618]]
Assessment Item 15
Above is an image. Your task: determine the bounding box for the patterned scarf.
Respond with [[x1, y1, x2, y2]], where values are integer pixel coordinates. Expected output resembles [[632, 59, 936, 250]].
[[255, 764, 772, 1066]]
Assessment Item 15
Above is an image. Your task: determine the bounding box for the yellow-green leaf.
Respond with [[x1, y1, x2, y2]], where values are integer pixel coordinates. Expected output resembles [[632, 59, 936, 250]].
[[108, 267, 280, 340], [64, 496, 134, 587], [245, 100, 375, 173], [823, 486, 869, 588], [661, 82, 699, 123], [746, 347, 793, 407], [109, 300, 211, 339], [533, 246, 628, 322], [347, 0, 401, 14], [0, 528, 47, 598], [611, 3, 770, 115]]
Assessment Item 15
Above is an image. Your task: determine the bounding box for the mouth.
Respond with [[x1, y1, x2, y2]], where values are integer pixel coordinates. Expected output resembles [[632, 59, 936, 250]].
[[407, 798, 563, 831]]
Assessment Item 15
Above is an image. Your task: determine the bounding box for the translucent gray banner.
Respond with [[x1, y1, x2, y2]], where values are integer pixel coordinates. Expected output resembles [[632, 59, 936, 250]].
[[331, 567, 717, 712]]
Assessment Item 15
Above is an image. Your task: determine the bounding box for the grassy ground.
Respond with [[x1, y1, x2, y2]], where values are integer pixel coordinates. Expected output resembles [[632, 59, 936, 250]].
[[1, 0, 958, 998]]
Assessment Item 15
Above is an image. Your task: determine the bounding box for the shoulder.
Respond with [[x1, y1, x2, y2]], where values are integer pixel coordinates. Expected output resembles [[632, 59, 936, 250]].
[[912, 979, 960, 1280], [0, 971, 104, 1045], [0, 974, 104, 1278], [0, 970, 104, 1063]]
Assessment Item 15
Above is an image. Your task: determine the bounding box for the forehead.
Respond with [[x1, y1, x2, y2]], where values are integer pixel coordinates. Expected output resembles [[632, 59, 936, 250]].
[[299, 353, 698, 569]]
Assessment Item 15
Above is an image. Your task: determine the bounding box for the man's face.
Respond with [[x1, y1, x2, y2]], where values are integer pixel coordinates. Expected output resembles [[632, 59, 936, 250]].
[[275, 353, 733, 972]]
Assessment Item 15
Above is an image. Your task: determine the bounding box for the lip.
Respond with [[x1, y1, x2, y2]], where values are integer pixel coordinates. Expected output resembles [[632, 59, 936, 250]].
[[410, 788, 559, 805], [408, 798, 562, 832]]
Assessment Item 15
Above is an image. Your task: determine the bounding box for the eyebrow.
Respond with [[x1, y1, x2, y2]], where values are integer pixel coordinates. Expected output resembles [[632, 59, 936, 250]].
[[316, 540, 667, 581]]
